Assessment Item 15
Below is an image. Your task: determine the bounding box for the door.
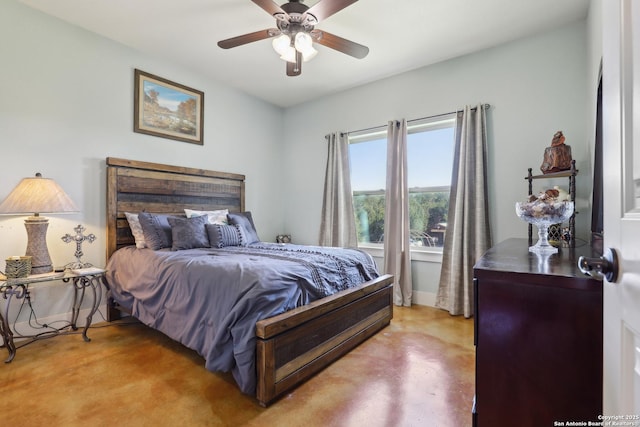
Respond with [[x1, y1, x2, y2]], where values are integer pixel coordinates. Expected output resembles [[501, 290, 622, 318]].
[[602, 0, 640, 415]]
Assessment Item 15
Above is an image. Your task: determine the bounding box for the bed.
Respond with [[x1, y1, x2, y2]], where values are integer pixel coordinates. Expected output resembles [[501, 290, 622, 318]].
[[103, 157, 394, 406]]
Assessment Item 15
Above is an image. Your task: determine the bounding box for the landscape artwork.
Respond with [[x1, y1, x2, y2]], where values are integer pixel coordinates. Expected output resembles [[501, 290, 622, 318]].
[[134, 69, 204, 145]]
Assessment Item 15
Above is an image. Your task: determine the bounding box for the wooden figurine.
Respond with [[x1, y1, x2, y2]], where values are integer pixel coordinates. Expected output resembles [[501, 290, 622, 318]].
[[540, 131, 573, 174]]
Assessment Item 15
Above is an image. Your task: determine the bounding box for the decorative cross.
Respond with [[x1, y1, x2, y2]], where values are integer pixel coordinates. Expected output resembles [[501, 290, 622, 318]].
[[62, 224, 96, 269]]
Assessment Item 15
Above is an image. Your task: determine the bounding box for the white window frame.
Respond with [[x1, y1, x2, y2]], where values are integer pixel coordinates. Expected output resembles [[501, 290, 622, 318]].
[[348, 114, 455, 262]]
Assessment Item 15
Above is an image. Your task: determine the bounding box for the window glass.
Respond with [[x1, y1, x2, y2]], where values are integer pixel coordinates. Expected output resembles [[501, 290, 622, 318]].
[[349, 115, 456, 250]]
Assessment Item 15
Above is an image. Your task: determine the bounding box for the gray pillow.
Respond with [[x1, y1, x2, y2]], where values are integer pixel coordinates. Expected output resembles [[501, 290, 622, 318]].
[[206, 223, 247, 248], [227, 212, 260, 244], [138, 212, 173, 250], [168, 215, 210, 251]]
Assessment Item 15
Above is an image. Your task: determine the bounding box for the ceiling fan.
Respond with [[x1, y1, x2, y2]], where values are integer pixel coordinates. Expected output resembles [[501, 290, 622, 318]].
[[217, 0, 369, 77]]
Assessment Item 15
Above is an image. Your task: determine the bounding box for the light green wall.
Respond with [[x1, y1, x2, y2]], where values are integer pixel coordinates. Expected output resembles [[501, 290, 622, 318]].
[[0, 1, 286, 265], [281, 20, 594, 301], [0, 1, 285, 321]]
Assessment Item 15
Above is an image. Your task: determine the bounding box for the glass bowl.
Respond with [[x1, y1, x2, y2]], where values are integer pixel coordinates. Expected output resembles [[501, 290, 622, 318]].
[[515, 201, 574, 254]]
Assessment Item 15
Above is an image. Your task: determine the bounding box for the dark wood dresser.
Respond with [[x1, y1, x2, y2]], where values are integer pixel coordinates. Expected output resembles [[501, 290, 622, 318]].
[[473, 238, 602, 427]]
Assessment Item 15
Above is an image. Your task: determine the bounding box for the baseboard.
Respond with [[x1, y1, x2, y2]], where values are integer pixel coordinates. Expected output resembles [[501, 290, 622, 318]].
[[412, 290, 437, 307]]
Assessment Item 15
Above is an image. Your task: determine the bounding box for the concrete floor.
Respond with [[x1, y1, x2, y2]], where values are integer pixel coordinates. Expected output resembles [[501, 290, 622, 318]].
[[0, 305, 474, 427]]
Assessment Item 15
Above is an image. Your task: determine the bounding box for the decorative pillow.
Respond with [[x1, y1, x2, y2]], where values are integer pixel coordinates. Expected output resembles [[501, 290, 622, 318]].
[[206, 223, 247, 248], [227, 211, 260, 244], [184, 208, 229, 225], [138, 212, 174, 250], [125, 212, 147, 249], [167, 215, 210, 251]]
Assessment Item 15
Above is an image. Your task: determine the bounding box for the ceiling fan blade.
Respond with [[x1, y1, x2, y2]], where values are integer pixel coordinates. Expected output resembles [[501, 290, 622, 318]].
[[217, 29, 277, 49], [251, 0, 288, 19], [305, 0, 358, 22], [286, 51, 302, 77], [313, 30, 369, 59]]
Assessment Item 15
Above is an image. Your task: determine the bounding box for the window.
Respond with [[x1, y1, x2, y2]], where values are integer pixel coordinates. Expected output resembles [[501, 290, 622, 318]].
[[348, 115, 456, 250]]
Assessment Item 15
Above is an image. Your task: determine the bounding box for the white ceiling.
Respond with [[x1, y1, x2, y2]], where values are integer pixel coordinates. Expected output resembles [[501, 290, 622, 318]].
[[20, 0, 590, 108]]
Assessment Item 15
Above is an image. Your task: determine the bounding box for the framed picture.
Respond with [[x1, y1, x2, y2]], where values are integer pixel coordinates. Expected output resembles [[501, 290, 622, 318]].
[[276, 234, 291, 243], [134, 69, 204, 145]]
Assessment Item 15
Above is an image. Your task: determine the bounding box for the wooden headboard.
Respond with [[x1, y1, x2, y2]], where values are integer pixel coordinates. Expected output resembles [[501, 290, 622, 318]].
[[106, 157, 245, 259]]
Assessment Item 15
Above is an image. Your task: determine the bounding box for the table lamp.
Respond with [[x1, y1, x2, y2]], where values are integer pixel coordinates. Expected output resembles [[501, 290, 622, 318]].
[[0, 173, 78, 274]]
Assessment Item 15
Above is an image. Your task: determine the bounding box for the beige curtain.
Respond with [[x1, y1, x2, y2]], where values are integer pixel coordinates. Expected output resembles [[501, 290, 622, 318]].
[[319, 132, 358, 247], [436, 104, 492, 318], [384, 120, 413, 306]]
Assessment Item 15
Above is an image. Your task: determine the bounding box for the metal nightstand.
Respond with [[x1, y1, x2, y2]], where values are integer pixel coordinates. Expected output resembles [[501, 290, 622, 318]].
[[0, 268, 106, 363]]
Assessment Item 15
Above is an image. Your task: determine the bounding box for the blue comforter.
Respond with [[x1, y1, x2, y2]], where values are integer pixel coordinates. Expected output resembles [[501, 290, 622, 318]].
[[104, 243, 379, 394]]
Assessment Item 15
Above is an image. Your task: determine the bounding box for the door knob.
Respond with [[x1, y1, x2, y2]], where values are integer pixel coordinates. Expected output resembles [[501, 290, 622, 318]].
[[578, 247, 619, 283]]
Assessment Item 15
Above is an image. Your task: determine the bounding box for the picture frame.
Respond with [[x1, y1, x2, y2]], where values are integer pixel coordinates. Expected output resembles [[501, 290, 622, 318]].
[[134, 69, 204, 145], [276, 234, 291, 243]]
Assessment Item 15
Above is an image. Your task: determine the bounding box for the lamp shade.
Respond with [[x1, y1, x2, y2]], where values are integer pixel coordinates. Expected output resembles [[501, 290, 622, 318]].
[[272, 34, 291, 56], [294, 32, 318, 62], [0, 173, 78, 215], [0, 173, 77, 274]]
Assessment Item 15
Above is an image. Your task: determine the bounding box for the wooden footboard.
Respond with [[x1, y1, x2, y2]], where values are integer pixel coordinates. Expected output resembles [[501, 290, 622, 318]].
[[255, 274, 394, 407]]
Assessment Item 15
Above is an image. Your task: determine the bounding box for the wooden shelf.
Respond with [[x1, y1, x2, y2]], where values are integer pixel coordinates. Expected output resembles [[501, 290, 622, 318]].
[[524, 160, 578, 180], [525, 169, 578, 180]]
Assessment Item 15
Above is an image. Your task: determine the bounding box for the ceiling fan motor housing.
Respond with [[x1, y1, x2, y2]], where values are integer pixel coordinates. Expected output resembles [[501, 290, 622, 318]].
[[281, 0, 307, 13], [277, 0, 318, 28]]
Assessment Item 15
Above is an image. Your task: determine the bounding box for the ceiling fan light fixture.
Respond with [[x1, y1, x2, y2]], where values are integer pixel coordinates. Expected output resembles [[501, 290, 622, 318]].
[[294, 32, 318, 62], [272, 34, 291, 56], [300, 46, 318, 62], [280, 45, 297, 63]]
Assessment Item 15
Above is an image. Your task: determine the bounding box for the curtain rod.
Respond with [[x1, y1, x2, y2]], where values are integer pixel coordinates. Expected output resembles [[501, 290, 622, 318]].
[[408, 103, 491, 124], [338, 103, 491, 137]]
